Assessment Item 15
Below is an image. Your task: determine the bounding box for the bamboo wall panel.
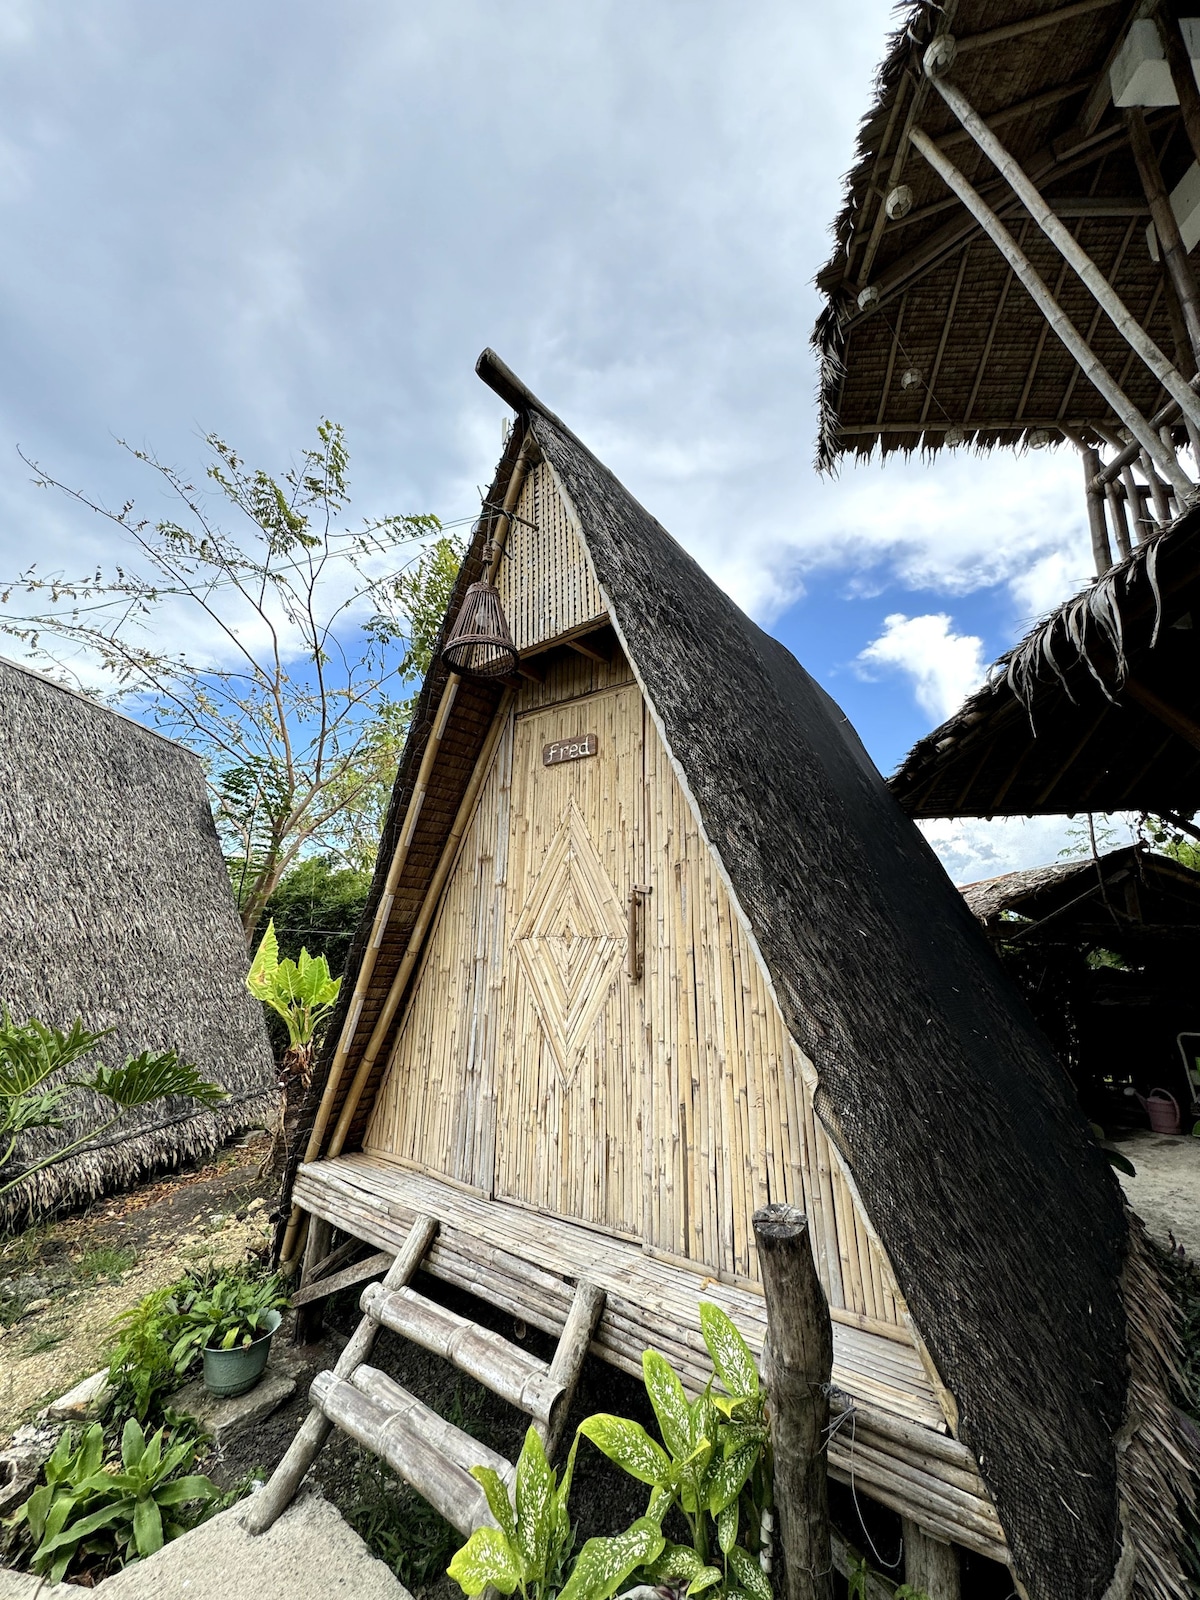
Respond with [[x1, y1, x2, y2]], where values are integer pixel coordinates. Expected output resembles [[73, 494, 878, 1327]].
[[494, 685, 645, 1237], [364, 716, 513, 1188], [642, 717, 903, 1326], [498, 459, 607, 651]]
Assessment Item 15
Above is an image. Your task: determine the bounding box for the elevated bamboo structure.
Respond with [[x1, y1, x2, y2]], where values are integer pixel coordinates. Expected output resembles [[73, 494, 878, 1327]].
[[0, 654, 276, 1227], [276, 352, 1192, 1600]]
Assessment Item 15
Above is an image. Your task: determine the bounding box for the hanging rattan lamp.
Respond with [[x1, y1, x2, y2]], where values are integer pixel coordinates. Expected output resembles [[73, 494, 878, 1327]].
[[440, 546, 519, 679]]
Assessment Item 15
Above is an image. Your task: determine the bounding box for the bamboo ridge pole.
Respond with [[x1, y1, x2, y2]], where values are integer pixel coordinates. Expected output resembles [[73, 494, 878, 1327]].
[[753, 1204, 834, 1600], [924, 53, 1200, 454], [908, 125, 1195, 497], [325, 688, 514, 1158]]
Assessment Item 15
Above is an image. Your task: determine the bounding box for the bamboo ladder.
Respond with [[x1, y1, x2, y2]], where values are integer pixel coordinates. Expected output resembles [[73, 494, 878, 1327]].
[[243, 1216, 606, 1538]]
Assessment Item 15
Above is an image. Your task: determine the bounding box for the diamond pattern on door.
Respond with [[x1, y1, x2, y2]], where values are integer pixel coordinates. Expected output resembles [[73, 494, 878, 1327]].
[[512, 796, 627, 1089]]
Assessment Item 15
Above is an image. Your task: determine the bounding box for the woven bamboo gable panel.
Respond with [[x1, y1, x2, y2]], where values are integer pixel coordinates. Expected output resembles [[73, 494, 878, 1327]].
[[497, 458, 606, 651], [364, 659, 905, 1333]]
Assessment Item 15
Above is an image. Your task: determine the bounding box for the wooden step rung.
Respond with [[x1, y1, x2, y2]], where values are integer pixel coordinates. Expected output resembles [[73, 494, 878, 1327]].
[[350, 1365, 515, 1486], [310, 1370, 493, 1538], [360, 1281, 565, 1429]]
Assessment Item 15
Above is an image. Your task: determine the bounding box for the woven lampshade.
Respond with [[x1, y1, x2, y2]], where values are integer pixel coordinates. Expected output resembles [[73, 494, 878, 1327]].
[[440, 569, 519, 679]]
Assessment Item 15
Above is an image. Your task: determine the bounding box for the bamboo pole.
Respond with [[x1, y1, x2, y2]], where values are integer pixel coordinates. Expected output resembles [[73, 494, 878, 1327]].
[[541, 1280, 606, 1459], [1106, 480, 1133, 560], [1139, 447, 1173, 523], [351, 1364, 515, 1483], [753, 1204, 834, 1600], [243, 1214, 438, 1534], [909, 123, 1194, 496], [1124, 106, 1200, 369], [325, 689, 514, 1159], [924, 58, 1200, 455]]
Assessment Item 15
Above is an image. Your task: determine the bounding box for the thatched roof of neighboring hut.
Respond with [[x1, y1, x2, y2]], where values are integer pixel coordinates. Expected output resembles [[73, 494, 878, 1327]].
[[890, 504, 1200, 818], [285, 352, 1197, 1600], [960, 842, 1200, 926], [0, 656, 276, 1226], [813, 0, 1184, 467]]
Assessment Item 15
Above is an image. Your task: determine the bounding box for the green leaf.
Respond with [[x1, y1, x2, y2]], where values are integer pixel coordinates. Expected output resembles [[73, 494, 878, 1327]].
[[154, 1475, 219, 1506], [134, 1494, 164, 1557], [717, 1499, 739, 1554], [642, 1350, 692, 1460], [646, 1543, 708, 1582], [447, 1527, 522, 1596], [558, 1518, 666, 1600], [687, 1567, 724, 1595], [38, 1498, 136, 1557], [122, 1417, 147, 1469], [88, 1050, 226, 1111], [705, 1444, 758, 1515], [699, 1302, 759, 1399], [579, 1415, 671, 1487], [728, 1545, 772, 1600], [514, 1425, 555, 1579], [470, 1466, 517, 1546]]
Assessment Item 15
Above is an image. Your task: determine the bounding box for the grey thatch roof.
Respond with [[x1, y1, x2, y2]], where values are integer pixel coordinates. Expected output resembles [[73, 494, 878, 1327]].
[[813, 0, 1187, 467], [287, 354, 1196, 1600], [0, 656, 276, 1227], [890, 505, 1200, 819]]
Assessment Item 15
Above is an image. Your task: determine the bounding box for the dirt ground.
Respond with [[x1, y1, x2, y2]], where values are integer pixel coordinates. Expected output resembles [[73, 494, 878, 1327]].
[[0, 1135, 276, 1434], [1113, 1129, 1200, 1259]]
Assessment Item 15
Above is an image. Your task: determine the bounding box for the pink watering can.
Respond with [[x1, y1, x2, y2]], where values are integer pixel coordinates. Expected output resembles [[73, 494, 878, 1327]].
[[1135, 1088, 1182, 1134]]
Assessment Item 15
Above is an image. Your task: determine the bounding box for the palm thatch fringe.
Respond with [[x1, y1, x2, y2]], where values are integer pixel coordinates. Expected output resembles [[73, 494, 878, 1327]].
[[1119, 1211, 1199, 1600], [0, 1087, 277, 1234]]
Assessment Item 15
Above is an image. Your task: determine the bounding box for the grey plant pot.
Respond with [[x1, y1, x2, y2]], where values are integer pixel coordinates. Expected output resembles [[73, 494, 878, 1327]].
[[202, 1309, 282, 1399]]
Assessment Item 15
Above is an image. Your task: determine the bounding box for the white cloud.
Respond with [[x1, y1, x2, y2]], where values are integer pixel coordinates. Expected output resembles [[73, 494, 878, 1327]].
[[919, 813, 1141, 887], [856, 612, 987, 721]]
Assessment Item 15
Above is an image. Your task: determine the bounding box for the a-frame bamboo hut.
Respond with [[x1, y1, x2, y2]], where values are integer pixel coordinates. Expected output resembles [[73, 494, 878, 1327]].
[[0, 655, 276, 1226], [277, 353, 1193, 1600]]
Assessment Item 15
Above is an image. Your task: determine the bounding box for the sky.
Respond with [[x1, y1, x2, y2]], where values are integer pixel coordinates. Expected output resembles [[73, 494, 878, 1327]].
[[0, 0, 1126, 884]]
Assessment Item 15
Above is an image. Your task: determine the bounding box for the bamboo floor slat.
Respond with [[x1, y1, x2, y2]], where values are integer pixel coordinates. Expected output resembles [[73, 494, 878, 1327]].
[[293, 1155, 1010, 1564]]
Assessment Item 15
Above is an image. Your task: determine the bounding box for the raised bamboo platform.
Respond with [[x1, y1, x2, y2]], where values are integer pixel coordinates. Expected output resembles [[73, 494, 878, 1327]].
[[293, 1154, 1009, 1564]]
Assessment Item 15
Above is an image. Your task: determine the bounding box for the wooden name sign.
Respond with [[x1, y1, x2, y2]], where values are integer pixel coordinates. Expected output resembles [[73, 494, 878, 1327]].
[[543, 734, 598, 767]]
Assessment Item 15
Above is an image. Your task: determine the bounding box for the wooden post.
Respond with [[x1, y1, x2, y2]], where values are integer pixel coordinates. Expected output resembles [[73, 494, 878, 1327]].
[[753, 1205, 833, 1600], [1125, 106, 1200, 370], [902, 1519, 961, 1600], [1106, 479, 1133, 560], [924, 58, 1200, 451], [244, 1214, 438, 1535], [1139, 448, 1173, 524], [294, 1215, 332, 1345], [908, 125, 1194, 496]]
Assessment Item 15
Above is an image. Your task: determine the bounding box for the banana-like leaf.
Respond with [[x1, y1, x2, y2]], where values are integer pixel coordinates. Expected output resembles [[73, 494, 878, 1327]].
[[87, 1051, 226, 1110], [557, 1518, 665, 1600], [447, 1527, 522, 1596], [246, 919, 281, 994]]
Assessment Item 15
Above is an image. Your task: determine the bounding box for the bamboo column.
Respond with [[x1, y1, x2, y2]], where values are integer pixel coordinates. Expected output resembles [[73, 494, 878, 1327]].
[[1080, 443, 1114, 575], [1124, 107, 1200, 369], [753, 1204, 833, 1600], [909, 126, 1194, 496], [924, 54, 1200, 451], [1106, 480, 1133, 560]]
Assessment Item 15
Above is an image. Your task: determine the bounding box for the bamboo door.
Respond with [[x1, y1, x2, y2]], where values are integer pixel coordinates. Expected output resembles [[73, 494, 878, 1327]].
[[493, 684, 646, 1237]]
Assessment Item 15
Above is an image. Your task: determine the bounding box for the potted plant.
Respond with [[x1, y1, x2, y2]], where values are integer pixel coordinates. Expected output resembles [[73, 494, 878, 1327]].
[[170, 1271, 289, 1399]]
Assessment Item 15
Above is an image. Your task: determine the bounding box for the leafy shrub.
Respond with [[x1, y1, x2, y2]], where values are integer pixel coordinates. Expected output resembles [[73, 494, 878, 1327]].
[[246, 920, 340, 1056], [168, 1265, 288, 1359], [0, 1006, 225, 1199], [4, 1419, 219, 1583]]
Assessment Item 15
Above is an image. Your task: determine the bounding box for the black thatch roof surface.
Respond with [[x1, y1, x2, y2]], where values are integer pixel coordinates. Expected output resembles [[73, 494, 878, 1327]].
[[0, 656, 276, 1226], [286, 354, 1198, 1599], [813, 0, 1190, 467], [891, 505, 1200, 818], [960, 843, 1200, 924]]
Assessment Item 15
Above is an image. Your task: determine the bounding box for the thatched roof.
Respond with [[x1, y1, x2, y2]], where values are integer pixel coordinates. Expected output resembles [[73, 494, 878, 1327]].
[[814, 0, 1187, 467], [960, 842, 1200, 926], [891, 503, 1200, 818], [0, 656, 276, 1227], [286, 352, 1197, 1600]]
